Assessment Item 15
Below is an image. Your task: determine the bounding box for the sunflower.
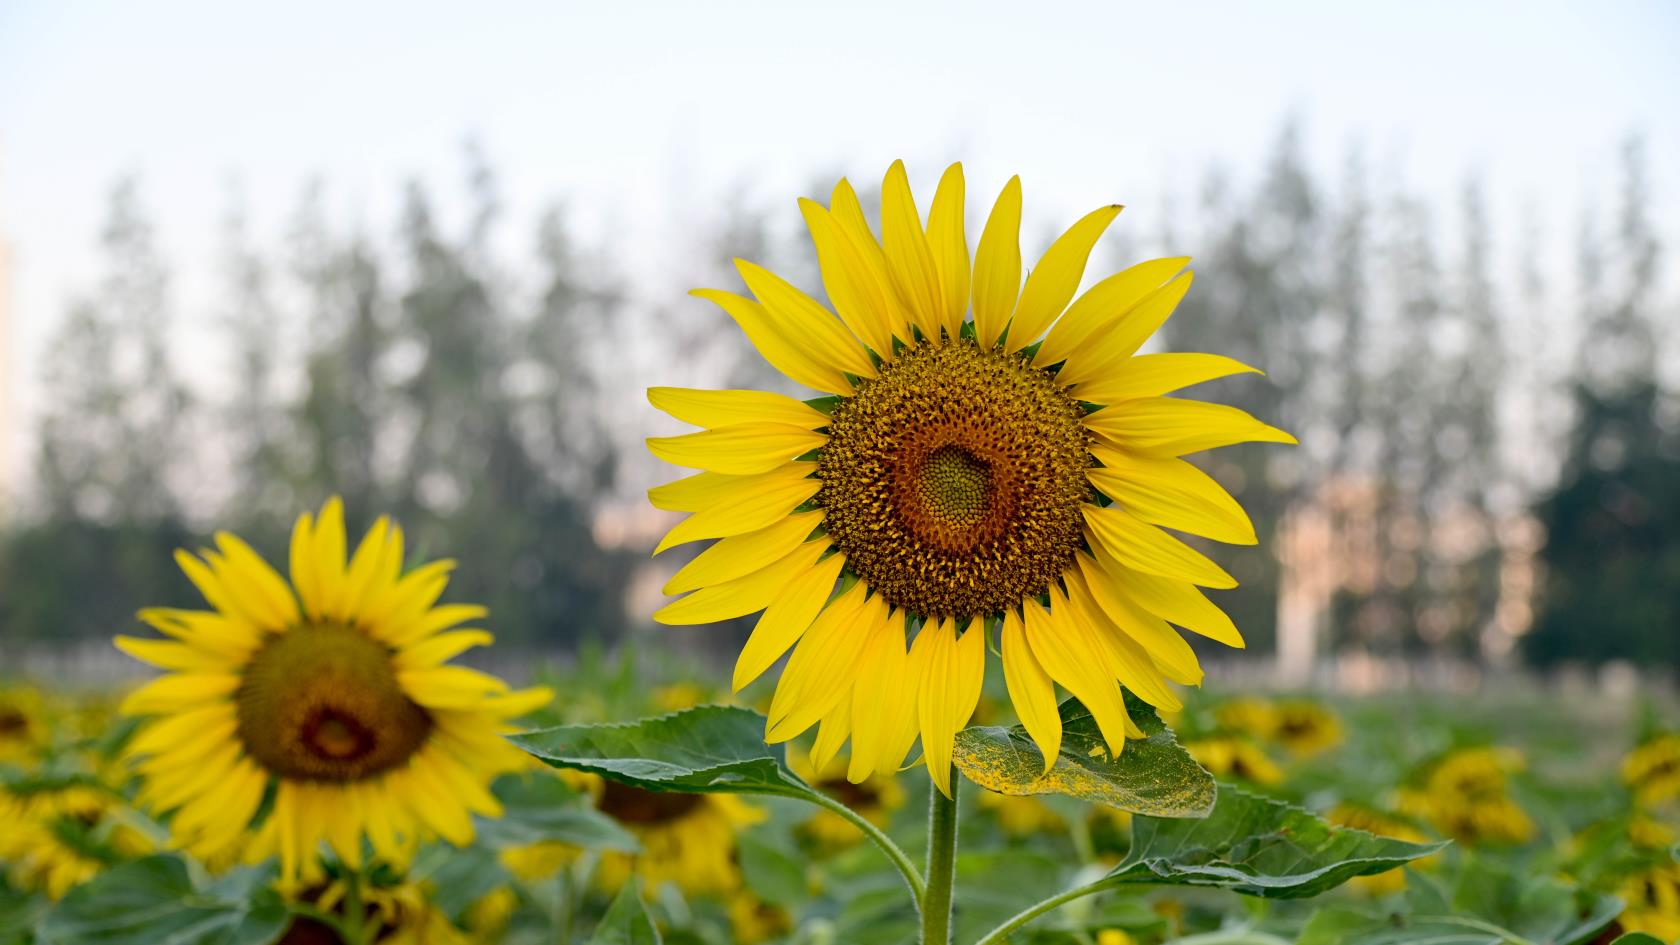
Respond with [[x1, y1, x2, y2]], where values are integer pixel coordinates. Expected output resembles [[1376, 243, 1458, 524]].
[[1183, 736, 1283, 786], [730, 893, 795, 945], [0, 780, 151, 900], [0, 685, 49, 766], [1624, 733, 1680, 807], [649, 162, 1289, 796], [596, 780, 764, 897], [1618, 860, 1680, 941], [114, 498, 552, 883], [1396, 747, 1534, 846]]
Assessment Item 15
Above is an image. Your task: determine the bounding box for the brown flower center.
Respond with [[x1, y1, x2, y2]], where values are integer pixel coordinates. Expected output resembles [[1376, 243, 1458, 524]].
[[818, 338, 1092, 619], [236, 623, 432, 782]]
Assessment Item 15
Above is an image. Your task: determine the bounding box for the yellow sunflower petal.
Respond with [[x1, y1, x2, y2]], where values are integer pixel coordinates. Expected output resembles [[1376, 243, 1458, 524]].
[[649, 464, 813, 513], [174, 551, 269, 634], [653, 466, 821, 554], [1053, 270, 1192, 387], [847, 611, 913, 782], [766, 589, 886, 743], [731, 548, 847, 691], [1083, 505, 1237, 589], [113, 636, 239, 673], [1029, 593, 1132, 754], [1085, 398, 1296, 457], [926, 163, 971, 341], [398, 666, 510, 710], [1088, 448, 1257, 545], [647, 423, 828, 475], [1060, 570, 1184, 709], [649, 387, 832, 431], [1075, 554, 1203, 685], [1098, 558, 1245, 648], [916, 616, 986, 797], [881, 160, 945, 342], [972, 176, 1022, 349], [120, 674, 241, 715], [1036, 257, 1189, 369], [800, 198, 897, 356], [665, 510, 823, 595], [394, 629, 494, 670], [811, 689, 853, 774], [1001, 607, 1060, 773], [829, 178, 912, 347], [1007, 204, 1123, 354], [1069, 352, 1261, 404], [311, 497, 349, 613], [212, 532, 302, 628], [691, 288, 855, 394], [736, 259, 876, 380], [654, 537, 833, 625]]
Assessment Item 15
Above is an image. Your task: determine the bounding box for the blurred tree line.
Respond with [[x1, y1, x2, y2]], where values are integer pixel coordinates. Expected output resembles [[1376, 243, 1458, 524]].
[[1, 148, 636, 648], [0, 129, 1675, 671]]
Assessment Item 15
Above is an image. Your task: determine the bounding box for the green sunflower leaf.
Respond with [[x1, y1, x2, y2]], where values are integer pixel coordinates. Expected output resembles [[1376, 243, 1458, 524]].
[[35, 855, 287, 945], [1294, 860, 1620, 945], [1103, 786, 1446, 899], [511, 705, 821, 802], [952, 693, 1216, 817], [476, 772, 639, 851], [587, 878, 662, 945], [1606, 935, 1668, 945], [0, 882, 45, 945]]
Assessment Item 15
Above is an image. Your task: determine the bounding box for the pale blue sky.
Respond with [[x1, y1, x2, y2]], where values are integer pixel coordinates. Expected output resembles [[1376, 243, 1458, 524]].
[[1, 0, 1676, 476]]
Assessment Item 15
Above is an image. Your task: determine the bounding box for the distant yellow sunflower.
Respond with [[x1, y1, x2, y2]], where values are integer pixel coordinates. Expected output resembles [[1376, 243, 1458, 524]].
[[566, 772, 763, 896], [0, 781, 151, 900], [730, 893, 795, 944], [114, 498, 552, 883], [649, 162, 1289, 796], [1396, 747, 1534, 846], [1619, 861, 1680, 941], [1624, 733, 1680, 807], [0, 686, 49, 766], [1184, 736, 1283, 786]]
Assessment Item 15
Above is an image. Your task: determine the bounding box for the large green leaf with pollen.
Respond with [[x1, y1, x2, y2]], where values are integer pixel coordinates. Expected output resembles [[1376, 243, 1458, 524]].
[[1100, 786, 1445, 899], [952, 694, 1215, 817], [511, 705, 824, 801], [36, 855, 288, 945]]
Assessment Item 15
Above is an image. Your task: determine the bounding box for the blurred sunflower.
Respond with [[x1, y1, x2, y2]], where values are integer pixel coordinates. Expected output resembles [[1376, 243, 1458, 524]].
[[730, 893, 795, 945], [1396, 746, 1534, 846], [1184, 736, 1283, 786], [1624, 733, 1680, 807], [0, 686, 49, 766], [1617, 860, 1680, 941], [114, 498, 552, 883], [975, 790, 1066, 838], [285, 877, 473, 945], [567, 771, 764, 896], [788, 751, 905, 849], [0, 780, 151, 900], [1270, 700, 1342, 757], [650, 161, 1288, 796]]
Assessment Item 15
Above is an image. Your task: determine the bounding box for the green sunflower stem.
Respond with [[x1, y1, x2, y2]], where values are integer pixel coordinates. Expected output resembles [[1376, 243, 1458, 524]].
[[341, 866, 369, 945], [970, 879, 1108, 945], [807, 790, 925, 904], [921, 769, 959, 945]]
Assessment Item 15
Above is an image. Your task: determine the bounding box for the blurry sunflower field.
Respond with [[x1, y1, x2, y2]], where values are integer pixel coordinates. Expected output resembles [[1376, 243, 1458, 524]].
[[4, 662, 1678, 944]]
